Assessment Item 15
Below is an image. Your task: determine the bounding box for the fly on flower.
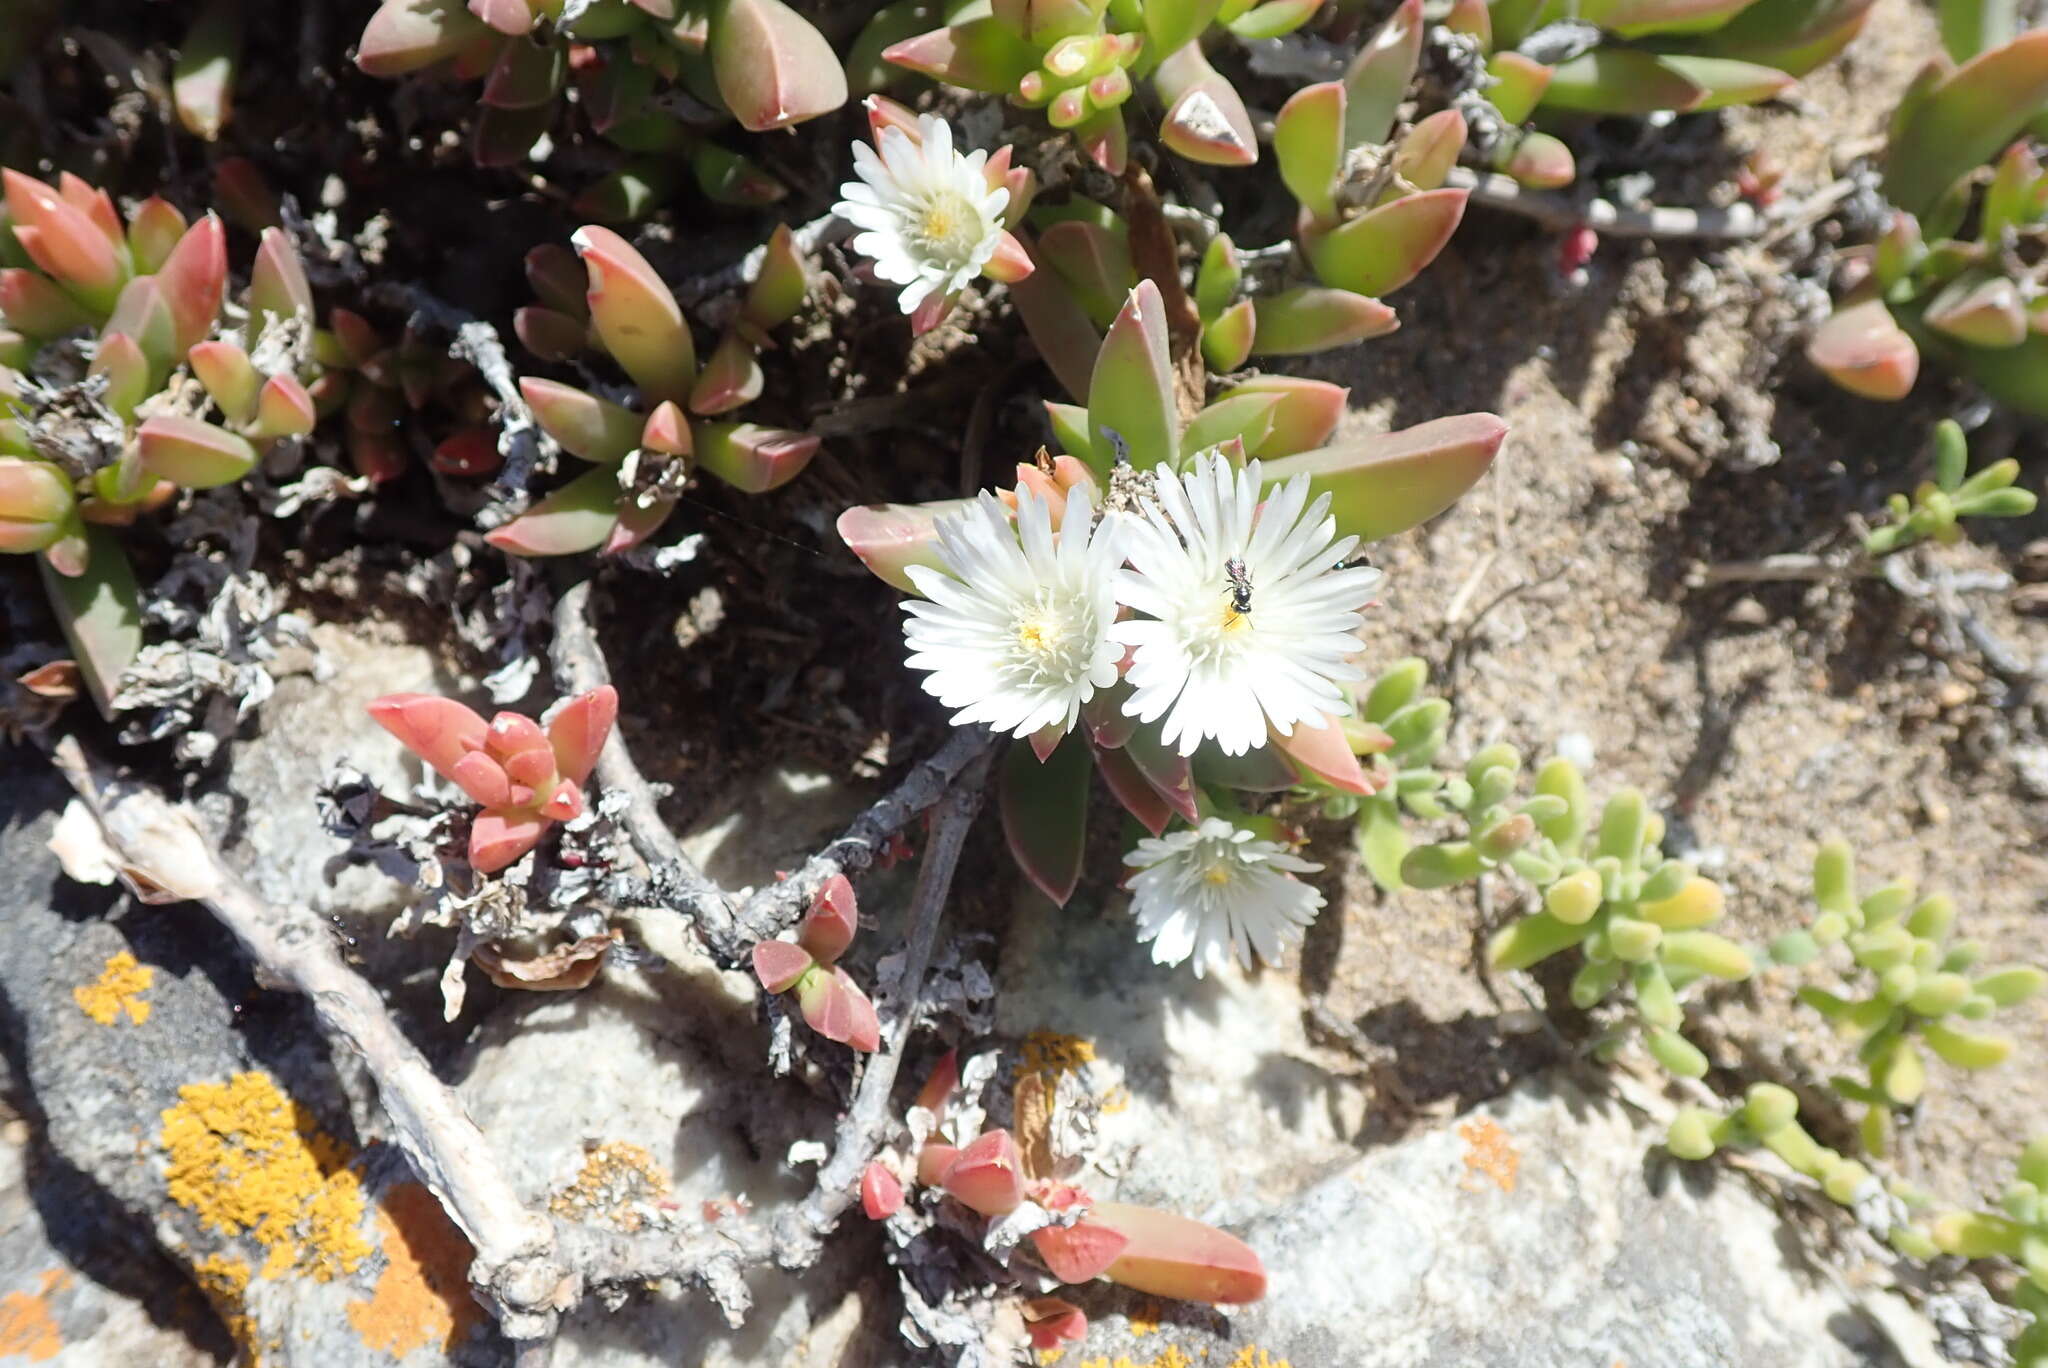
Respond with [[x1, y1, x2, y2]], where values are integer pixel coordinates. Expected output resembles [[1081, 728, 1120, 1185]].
[[1222, 556, 1253, 625], [1113, 450, 1383, 756]]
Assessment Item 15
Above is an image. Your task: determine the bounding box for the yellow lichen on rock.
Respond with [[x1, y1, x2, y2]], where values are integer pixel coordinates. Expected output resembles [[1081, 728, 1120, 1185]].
[[72, 951, 152, 1026], [1022, 1030, 1096, 1081], [345, 1182, 483, 1359], [0, 1268, 68, 1362], [158, 1071, 371, 1281], [549, 1141, 672, 1233], [193, 1253, 266, 1366]]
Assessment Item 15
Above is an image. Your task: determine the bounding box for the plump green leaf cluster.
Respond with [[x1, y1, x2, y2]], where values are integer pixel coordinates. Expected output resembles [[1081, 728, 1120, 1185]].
[[1665, 1084, 1935, 1250], [868, 0, 1320, 177], [1336, 662, 1750, 1079], [1768, 839, 2045, 1155], [1862, 419, 2037, 556], [1934, 1137, 2048, 1367]]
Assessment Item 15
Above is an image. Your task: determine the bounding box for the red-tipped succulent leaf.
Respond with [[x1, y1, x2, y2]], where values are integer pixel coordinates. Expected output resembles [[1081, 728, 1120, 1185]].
[[1089, 1202, 1267, 1304], [861, 1161, 905, 1220], [941, 1129, 1026, 1216]]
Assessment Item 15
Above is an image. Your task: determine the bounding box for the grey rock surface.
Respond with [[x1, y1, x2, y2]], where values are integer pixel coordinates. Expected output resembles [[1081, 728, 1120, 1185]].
[[997, 884, 1944, 1368], [0, 743, 508, 1367]]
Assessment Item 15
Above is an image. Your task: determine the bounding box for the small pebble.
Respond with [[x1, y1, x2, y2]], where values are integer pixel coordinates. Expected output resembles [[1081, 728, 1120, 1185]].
[[1725, 597, 1769, 627]]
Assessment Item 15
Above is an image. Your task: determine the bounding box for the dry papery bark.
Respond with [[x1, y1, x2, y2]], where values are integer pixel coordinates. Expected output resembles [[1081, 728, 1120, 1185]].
[[48, 578, 997, 1360]]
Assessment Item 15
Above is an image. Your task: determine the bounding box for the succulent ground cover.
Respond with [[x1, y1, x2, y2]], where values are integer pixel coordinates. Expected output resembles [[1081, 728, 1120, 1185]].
[[2, 1, 2048, 1365]]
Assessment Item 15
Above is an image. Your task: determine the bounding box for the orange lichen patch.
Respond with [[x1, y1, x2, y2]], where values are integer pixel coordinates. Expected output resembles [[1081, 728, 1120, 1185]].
[[1457, 1116, 1519, 1194], [158, 1071, 371, 1281], [548, 1141, 673, 1233], [0, 1269, 69, 1362], [1022, 1031, 1096, 1082], [73, 951, 153, 1026], [345, 1182, 483, 1359]]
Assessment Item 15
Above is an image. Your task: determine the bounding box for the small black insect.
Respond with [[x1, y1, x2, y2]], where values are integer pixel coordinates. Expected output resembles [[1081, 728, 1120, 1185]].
[[1223, 556, 1253, 623]]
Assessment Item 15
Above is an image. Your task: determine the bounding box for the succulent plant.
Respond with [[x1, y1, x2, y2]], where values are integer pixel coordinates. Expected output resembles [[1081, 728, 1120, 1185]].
[[1767, 840, 2044, 1157], [313, 307, 501, 483], [895, 1056, 1268, 1306], [872, 0, 1323, 174], [490, 222, 818, 557], [1394, 738, 1752, 1079], [1862, 419, 2037, 557], [1265, 6, 1472, 350], [1460, 0, 1870, 186], [1, 168, 320, 713], [1666, 1083, 1915, 1236], [1932, 1136, 2048, 1367], [367, 685, 619, 873], [751, 873, 883, 1053], [1808, 22, 2048, 412], [838, 280, 1504, 908], [1326, 656, 1450, 889], [353, 0, 844, 208]]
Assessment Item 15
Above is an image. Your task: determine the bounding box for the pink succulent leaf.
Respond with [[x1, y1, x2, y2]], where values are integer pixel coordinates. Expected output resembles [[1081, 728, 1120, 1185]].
[[861, 1161, 905, 1220], [366, 693, 491, 781], [539, 778, 582, 822], [469, 809, 549, 874], [546, 684, 618, 786], [448, 750, 514, 808], [798, 873, 858, 964], [1269, 714, 1373, 795], [1030, 1220, 1129, 1285], [837, 970, 881, 1052], [1022, 1297, 1087, 1349], [752, 939, 816, 994], [1089, 1201, 1268, 1304], [941, 1129, 1025, 1216], [485, 710, 551, 761]]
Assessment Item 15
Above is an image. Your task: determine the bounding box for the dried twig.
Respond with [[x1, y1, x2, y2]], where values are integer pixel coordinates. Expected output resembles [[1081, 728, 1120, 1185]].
[[552, 580, 737, 948], [723, 726, 999, 960], [1445, 166, 1794, 242], [49, 738, 573, 1344], [773, 748, 991, 1267]]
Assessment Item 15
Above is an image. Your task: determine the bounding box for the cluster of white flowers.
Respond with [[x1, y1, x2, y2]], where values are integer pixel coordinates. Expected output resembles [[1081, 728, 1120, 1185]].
[[899, 449, 1379, 977]]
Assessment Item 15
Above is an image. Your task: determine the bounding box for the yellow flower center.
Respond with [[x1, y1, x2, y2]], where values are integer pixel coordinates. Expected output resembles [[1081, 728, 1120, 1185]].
[[1201, 861, 1234, 887], [913, 189, 985, 264]]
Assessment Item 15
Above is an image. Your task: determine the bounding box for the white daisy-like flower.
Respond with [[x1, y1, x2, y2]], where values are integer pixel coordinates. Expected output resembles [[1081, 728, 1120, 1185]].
[[1112, 450, 1384, 757], [1125, 817, 1325, 977], [835, 115, 1010, 316], [902, 487, 1124, 739]]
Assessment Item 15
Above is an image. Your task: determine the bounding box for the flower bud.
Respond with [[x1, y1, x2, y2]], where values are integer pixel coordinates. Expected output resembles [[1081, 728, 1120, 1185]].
[[0, 457, 77, 554]]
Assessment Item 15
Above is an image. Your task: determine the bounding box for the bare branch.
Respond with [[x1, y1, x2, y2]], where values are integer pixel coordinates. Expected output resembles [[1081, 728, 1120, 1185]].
[[49, 738, 573, 1344], [724, 726, 998, 959], [552, 579, 737, 951], [774, 745, 993, 1267], [555, 1217, 772, 1326], [1445, 166, 1770, 241]]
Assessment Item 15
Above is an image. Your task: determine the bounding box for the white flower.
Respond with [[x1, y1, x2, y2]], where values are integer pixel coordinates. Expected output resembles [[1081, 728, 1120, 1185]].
[[1125, 817, 1325, 977], [902, 488, 1124, 739], [835, 115, 1010, 316], [1112, 451, 1383, 756]]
